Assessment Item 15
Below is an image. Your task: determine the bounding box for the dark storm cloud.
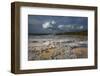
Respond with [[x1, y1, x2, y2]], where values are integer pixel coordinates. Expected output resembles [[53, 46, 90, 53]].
[[28, 15, 88, 34]]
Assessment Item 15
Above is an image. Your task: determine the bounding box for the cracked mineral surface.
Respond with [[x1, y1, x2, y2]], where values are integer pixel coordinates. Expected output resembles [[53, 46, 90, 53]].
[[28, 35, 87, 61]]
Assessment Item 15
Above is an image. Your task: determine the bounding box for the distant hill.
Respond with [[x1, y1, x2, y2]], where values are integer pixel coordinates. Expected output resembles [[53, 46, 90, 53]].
[[29, 30, 87, 35]]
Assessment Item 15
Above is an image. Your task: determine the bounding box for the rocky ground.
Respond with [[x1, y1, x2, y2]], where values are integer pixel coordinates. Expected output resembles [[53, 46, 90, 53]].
[[28, 39, 88, 60]]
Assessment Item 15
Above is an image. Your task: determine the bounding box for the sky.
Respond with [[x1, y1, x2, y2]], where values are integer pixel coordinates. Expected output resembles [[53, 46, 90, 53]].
[[28, 15, 88, 34]]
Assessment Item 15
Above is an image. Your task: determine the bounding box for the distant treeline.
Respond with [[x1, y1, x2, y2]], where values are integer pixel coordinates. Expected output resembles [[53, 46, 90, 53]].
[[29, 31, 87, 36], [56, 31, 87, 35]]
